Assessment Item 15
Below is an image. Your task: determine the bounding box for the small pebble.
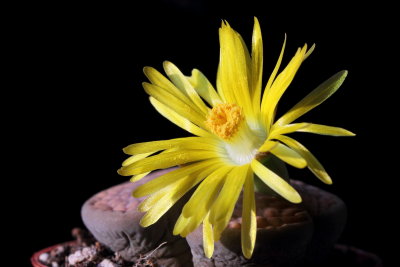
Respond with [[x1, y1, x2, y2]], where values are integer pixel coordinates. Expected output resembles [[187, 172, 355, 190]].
[[68, 250, 85, 265], [97, 259, 118, 267], [39, 252, 49, 262], [68, 246, 97, 265], [82, 246, 97, 258]]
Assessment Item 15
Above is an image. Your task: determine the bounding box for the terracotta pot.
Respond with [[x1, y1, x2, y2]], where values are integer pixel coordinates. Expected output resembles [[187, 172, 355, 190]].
[[31, 241, 76, 267]]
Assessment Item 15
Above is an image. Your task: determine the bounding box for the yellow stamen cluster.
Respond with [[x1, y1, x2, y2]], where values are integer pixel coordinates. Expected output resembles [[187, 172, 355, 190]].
[[206, 103, 244, 140]]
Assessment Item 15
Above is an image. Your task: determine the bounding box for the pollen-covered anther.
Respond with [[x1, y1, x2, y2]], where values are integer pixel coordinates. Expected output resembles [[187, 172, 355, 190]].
[[206, 103, 244, 140]]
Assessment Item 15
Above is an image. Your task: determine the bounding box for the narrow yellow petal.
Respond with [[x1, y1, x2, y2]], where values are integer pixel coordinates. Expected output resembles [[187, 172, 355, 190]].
[[173, 163, 225, 236], [130, 171, 150, 182], [123, 138, 184, 155], [216, 65, 227, 102], [139, 164, 220, 227], [182, 166, 232, 218], [122, 152, 154, 166], [304, 43, 316, 60], [123, 137, 220, 155], [133, 159, 221, 197], [218, 21, 254, 118], [163, 61, 210, 115], [269, 123, 310, 139], [251, 17, 263, 113], [251, 159, 302, 203], [297, 123, 356, 136], [137, 186, 169, 212], [176, 167, 231, 239], [264, 34, 286, 94], [210, 165, 250, 242], [258, 140, 278, 153], [187, 69, 223, 107], [209, 165, 249, 224], [275, 70, 348, 126], [276, 135, 333, 184], [262, 44, 309, 130], [140, 174, 199, 227], [203, 213, 214, 258], [118, 149, 217, 176], [173, 214, 190, 236], [241, 170, 256, 259], [143, 82, 207, 128], [174, 214, 201, 237], [129, 150, 176, 182], [143, 66, 204, 114], [270, 143, 307, 169], [149, 97, 213, 138]]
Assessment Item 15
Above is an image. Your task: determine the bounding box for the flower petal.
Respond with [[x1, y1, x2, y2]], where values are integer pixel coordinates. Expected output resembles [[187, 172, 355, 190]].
[[118, 149, 217, 176], [174, 213, 203, 237], [173, 214, 191, 236], [182, 165, 232, 218], [137, 187, 169, 212], [269, 123, 310, 139], [175, 166, 232, 237], [262, 44, 309, 130], [140, 173, 203, 227], [258, 140, 278, 153], [203, 213, 214, 258], [173, 164, 225, 236], [218, 21, 254, 118], [144, 66, 204, 114], [209, 165, 249, 227], [143, 82, 207, 128], [163, 61, 210, 115], [277, 135, 332, 184], [123, 137, 220, 155], [132, 159, 221, 198], [149, 97, 213, 138], [241, 170, 256, 259], [270, 143, 307, 169], [297, 123, 355, 136], [187, 69, 223, 107], [264, 34, 287, 94], [130, 172, 150, 182], [251, 159, 302, 203], [275, 70, 348, 126], [122, 152, 155, 166], [251, 17, 263, 113]]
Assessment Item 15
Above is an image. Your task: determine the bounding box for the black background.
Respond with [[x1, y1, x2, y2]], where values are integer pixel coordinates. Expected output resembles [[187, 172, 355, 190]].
[[15, 0, 396, 266]]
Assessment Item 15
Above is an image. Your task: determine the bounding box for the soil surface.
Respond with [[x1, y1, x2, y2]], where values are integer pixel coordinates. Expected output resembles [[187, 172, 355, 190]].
[[37, 228, 159, 267]]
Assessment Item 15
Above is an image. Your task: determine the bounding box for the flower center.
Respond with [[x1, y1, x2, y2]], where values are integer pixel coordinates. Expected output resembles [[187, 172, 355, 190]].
[[206, 103, 244, 140]]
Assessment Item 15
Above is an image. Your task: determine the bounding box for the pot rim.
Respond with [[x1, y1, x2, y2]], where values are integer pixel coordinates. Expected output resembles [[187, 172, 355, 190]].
[[31, 241, 76, 267]]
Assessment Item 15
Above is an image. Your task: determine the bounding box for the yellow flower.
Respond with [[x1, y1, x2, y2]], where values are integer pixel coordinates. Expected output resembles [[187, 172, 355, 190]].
[[118, 17, 354, 259]]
